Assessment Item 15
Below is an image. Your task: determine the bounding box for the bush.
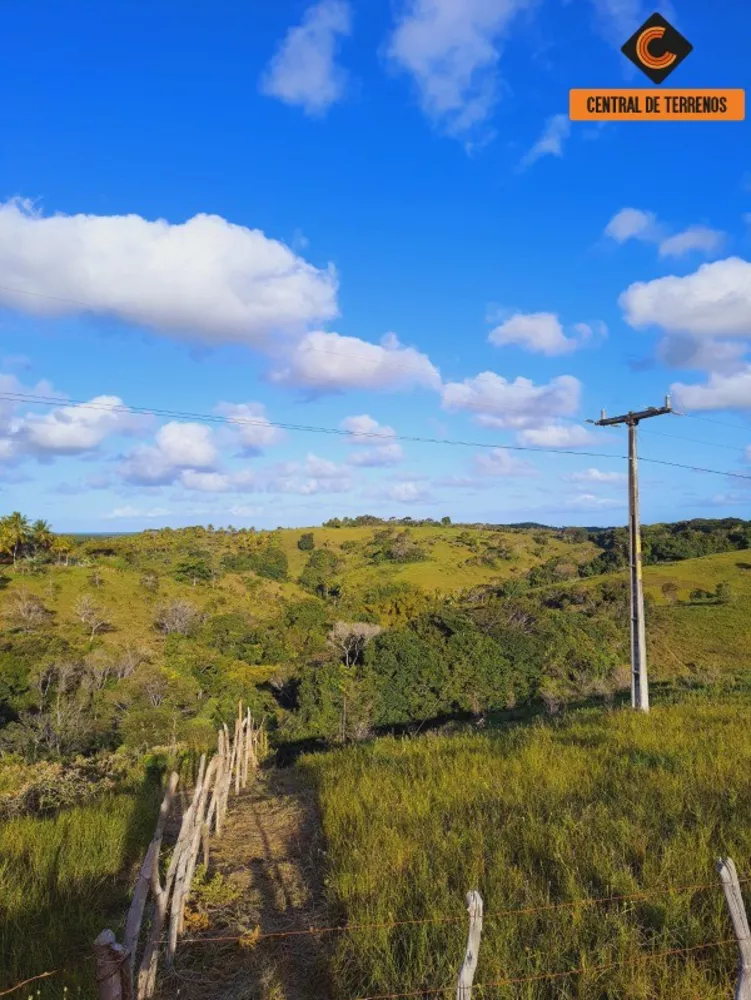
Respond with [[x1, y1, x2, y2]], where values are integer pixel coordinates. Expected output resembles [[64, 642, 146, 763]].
[[297, 532, 315, 551]]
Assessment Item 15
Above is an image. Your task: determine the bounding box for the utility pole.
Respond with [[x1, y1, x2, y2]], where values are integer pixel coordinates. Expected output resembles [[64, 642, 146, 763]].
[[592, 396, 673, 713]]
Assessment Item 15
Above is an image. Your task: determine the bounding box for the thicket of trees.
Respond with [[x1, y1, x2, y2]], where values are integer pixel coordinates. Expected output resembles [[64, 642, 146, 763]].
[[0, 513, 747, 767]]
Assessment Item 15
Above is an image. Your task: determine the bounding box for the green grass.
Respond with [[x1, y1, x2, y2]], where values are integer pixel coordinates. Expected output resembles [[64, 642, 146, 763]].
[[303, 698, 751, 999], [0, 782, 161, 999]]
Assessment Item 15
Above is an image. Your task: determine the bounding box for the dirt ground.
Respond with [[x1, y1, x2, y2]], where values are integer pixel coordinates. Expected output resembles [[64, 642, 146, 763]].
[[155, 766, 334, 1000]]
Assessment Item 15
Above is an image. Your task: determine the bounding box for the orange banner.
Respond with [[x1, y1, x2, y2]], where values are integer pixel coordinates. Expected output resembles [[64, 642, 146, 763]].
[[569, 89, 745, 121]]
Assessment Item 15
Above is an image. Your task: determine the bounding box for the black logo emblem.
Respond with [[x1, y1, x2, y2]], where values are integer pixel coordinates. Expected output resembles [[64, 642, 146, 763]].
[[622, 13, 693, 84]]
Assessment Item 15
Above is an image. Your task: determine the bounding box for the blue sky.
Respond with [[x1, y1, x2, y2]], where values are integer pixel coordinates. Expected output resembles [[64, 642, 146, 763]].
[[0, 0, 749, 532]]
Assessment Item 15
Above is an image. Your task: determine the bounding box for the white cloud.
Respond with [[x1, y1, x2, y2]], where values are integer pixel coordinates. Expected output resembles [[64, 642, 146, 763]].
[[606, 206, 724, 260], [473, 447, 536, 477], [517, 423, 595, 447], [3, 392, 146, 461], [228, 504, 264, 518], [605, 207, 659, 243], [657, 335, 749, 375], [442, 371, 581, 427], [566, 467, 625, 484], [260, 453, 353, 495], [559, 492, 622, 511], [121, 422, 218, 485], [180, 470, 231, 493], [104, 505, 170, 520], [0, 199, 338, 347], [671, 368, 751, 411], [588, 0, 650, 43], [348, 442, 404, 467], [519, 114, 571, 168], [387, 481, 432, 503], [260, 0, 351, 116], [620, 258, 751, 338], [340, 414, 404, 467], [386, 0, 531, 137], [216, 401, 284, 453], [488, 312, 578, 355], [658, 225, 725, 258], [271, 331, 440, 393]]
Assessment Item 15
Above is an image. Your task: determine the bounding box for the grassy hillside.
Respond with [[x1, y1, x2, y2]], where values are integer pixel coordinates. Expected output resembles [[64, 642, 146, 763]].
[[304, 697, 751, 1000]]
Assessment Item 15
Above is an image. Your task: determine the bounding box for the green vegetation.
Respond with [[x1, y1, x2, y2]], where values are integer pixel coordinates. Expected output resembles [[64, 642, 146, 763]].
[[1, 511, 750, 997], [0, 779, 162, 996], [304, 697, 751, 999]]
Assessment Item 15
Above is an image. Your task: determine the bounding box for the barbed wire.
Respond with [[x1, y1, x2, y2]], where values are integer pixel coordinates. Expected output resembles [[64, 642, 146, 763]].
[[0, 970, 57, 997], [178, 876, 742, 945], [349, 938, 737, 1000]]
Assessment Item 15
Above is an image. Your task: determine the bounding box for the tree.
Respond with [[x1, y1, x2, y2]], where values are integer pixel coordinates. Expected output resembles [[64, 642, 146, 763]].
[[327, 621, 382, 667], [441, 516, 452, 526], [50, 535, 74, 566], [3, 588, 52, 632], [74, 593, 111, 644], [0, 512, 31, 566], [89, 568, 105, 588], [154, 599, 201, 635], [30, 519, 53, 555], [299, 549, 342, 598], [173, 557, 212, 587], [297, 532, 315, 551], [715, 581, 732, 604]]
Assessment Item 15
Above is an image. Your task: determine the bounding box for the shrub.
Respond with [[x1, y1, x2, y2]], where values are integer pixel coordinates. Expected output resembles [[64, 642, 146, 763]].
[[297, 532, 315, 551]]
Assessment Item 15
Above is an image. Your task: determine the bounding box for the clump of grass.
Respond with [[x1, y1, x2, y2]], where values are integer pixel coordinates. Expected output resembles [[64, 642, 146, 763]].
[[0, 784, 161, 999], [302, 699, 751, 999]]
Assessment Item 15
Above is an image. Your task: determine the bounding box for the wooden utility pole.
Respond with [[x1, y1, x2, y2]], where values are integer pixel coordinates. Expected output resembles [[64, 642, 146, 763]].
[[593, 396, 673, 713]]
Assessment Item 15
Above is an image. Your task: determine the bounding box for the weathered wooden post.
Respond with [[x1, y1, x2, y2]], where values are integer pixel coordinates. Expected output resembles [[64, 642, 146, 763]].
[[718, 858, 751, 1000], [456, 890, 483, 1000], [94, 929, 127, 1000], [122, 772, 179, 994]]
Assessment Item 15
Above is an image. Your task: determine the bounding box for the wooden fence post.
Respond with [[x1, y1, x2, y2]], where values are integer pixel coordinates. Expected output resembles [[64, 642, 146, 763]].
[[456, 890, 483, 1000], [94, 929, 127, 1000], [718, 858, 751, 1000], [122, 772, 179, 994]]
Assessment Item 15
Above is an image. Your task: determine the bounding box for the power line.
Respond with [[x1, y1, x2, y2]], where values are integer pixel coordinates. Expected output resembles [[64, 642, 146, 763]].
[[3, 391, 751, 482], [683, 413, 751, 434], [640, 427, 745, 453]]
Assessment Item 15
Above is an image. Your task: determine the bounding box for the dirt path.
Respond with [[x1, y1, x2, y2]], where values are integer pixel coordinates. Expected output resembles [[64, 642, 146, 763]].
[[157, 767, 334, 1000]]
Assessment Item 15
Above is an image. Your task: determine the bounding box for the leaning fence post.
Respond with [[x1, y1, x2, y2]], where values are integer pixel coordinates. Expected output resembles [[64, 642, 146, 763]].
[[456, 890, 483, 1000], [718, 858, 751, 1000], [94, 929, 127, 1000]]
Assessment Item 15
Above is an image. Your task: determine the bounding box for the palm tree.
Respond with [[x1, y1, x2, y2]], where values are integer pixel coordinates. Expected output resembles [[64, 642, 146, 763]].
[[0, 512, 31, 566], [30, 519, 53, 556]]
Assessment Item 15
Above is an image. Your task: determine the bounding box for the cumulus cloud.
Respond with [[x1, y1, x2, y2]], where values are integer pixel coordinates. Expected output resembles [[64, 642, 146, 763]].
[[605, 206, 724, 259], [605, 208, 660, 243], [386, 481, 432, 503], [566, 467, 625, 484], [441, 371, 581, 428], [0, 199, 338, 347], [271, 331, 440, 393], [620, 258, 751, 338], [671, 368, 751, 411], [260, 0, 352, 116], [121, 422, 218, 485], [104, 505, 170, 520], [517, 423, 595, 447], [473, 447, 536, 477], [386, 0, 531, 137], [216, 401, 284, 454], [488, 312, 580, 355], [340, 414, 404, 467], [259, 453, 353, 496], [519, 114, 571, 169], [657, 335, 749, 375], [0, 386, 146, 463], [658, 225, 725, 258]]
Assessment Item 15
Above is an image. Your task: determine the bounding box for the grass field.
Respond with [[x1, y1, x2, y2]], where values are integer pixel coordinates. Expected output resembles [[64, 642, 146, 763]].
[[0, 781, 161, 998], [303, 697, 751, 999]]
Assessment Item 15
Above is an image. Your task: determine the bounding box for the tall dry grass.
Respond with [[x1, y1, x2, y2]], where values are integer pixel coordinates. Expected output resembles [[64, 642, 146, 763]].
[[303, 696, 751, 999], [0, 785, 160, 998]]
